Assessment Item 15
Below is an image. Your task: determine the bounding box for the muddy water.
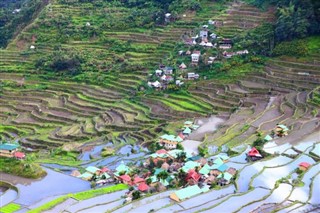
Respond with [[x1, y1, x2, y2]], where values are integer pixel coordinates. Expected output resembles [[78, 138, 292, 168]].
[[1, 168, 90, 206]]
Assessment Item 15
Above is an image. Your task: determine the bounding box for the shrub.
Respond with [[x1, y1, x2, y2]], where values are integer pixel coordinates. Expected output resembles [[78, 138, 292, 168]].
[[272, 40, 307, 57]]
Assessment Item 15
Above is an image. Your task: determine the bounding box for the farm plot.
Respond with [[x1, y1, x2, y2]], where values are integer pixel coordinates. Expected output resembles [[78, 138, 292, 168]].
[[251, 154, 316, 189], [237, 156, 292, 192], [289, 164, 320, 203], [238, 183, 293, 213]]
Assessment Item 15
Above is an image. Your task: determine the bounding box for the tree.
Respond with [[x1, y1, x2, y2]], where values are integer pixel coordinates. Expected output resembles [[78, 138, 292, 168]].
[[132, 190, 141, 200], [157, 170, 169, 180]]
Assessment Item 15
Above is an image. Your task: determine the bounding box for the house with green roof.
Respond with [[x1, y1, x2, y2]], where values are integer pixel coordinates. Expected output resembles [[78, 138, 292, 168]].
[[159, 134, 183, 149], [154, 168, 165, 175], [78, 172, 93, 181], [184, 121, 193, 128], [217, 172, 233, 185], [0, 143, 20, 158], [168, 150, 192, 159], [170, 185, 206, 202], [275, 124, 289, 137], [183, 127, 192, 135], [182, 161, 200, 172], [264, 135, 273, 141], [114, 161, 130, 176], [86, 166, 100, 174], [219, 155, 230, 162], [160, 178, 169, 187], [213, 157, 224, 166], [149, 175, 158, 183], [192, 124, 200, 129], [199, 164, 211, 175]]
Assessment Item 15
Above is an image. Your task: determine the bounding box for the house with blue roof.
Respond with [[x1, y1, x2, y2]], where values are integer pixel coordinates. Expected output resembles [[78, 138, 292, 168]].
[[0, 143, 20, 158]]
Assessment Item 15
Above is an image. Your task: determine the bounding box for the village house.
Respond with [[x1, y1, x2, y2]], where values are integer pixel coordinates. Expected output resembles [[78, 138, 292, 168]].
[[0, 143, 25, 159], [175, 80, 184, 87], [199, 27, 208, 39], [264, 135, 273, 141], [179, 62, 187, 69], [219, 38, 232, 49], [247, 147, 263, 161], [210, 33, 217, 39], [114, 161, 130, 176], [149, 151, 173, 164], [183, 127, 192, 135], [217, 172, 233, 186], [223, 50, 249, 58], [191, 51, 201, 64], [298, 162, 311, 171], [208, 56, 216, 64], [275, 124, 289, 137], [208, 19, 215, 25], [119, 174, 132, 185], [182, 160, 201, 173], [191, 35, 198, 44], [170, 185, 208, 202], [163, 66, 173, 75], [148, 81, 162, 88], [159, 134, 183, 149], [199, 40, 214, 48], [165, 13, 171, 23], [138, 182, 149, 192], [155, 69, 163, 76], [186, 169, 201, 185], [12, 9, 21, 14]]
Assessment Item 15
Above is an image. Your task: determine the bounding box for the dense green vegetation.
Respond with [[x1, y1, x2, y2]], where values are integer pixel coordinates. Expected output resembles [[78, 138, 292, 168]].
[[0, 157, 46, 178], [246, 0, 320, 42], [0, 0, 46, 48]]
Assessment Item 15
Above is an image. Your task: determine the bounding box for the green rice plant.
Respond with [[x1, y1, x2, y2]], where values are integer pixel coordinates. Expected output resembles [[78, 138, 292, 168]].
[[72, 184, 128, 200], [0, 203, 21, 213], [27, 195, 69, 213]]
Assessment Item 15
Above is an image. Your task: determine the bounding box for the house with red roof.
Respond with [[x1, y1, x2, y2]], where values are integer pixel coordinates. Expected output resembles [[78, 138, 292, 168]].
[[247, 147, 263, 161], [133, 176, 145, 185], [156, 149, 168, 155], [14, 151, 25, 159], [119, 174, 132, 185], [186, 169, 201, 185], [298, 162, 311, 171], [138, 183, 149, 192]]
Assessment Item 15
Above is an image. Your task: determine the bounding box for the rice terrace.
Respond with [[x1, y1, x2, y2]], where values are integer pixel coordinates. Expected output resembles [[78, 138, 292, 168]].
[[0, 0, 319, 212]]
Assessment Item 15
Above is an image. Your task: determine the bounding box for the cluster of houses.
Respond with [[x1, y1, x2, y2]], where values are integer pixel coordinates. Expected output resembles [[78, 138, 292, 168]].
[[158, 121, 199, 149], [72, 120, 237, 203], [0, 142, 25, 160], [147, 63, 201, 90], [118, 148, 237, 202], [148, 65, 178, 89]]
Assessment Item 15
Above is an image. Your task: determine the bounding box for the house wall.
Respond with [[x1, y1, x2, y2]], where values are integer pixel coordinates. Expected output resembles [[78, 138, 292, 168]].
[[0, 149, 15, 158], [169, 193, 180, 202]]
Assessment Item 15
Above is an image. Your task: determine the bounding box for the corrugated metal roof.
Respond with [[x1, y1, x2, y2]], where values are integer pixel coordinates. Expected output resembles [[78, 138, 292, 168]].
[[174, 185, 203, 200]]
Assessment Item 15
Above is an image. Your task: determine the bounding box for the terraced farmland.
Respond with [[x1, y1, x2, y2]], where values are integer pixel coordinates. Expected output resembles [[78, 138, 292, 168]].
[[0, 0, 320, 212]]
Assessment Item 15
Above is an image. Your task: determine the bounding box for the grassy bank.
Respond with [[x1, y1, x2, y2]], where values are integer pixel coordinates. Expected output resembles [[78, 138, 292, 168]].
[[27, 184, 128, 213], [0, 157, 46, 179]]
